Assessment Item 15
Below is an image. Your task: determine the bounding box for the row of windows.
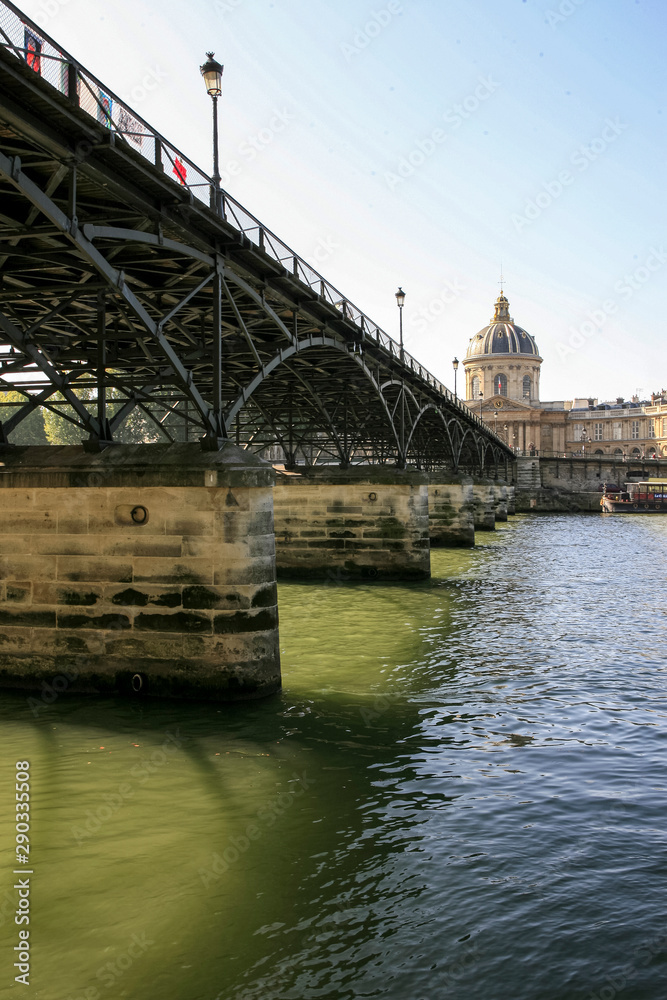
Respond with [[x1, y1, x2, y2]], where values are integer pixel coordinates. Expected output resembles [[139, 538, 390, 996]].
[[593, 447, 664, 457], [575, 421, 653, 442], [471, 375, 532, 399]]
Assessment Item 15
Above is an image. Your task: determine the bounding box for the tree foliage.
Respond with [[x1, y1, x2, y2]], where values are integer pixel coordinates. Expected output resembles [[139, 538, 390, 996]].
[[2, 381, 181, 446], [0, 391, 49, 445]]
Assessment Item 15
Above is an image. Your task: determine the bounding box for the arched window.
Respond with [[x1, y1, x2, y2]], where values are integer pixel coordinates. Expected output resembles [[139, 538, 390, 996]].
[[594, 449, 604, 455], [613, 448, 623, 455], [471, 375, 481, 399], [523, 375, 531, 399], [494, 373, 507, 396], [631, 447, 641, 456]]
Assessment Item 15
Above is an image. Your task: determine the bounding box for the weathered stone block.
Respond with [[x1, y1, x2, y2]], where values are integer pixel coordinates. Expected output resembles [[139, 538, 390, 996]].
[[132, 557, 212, 585], [57, 612, 131, 631], [33, 534, 100, 556], [0, 607, 56, 628], [1, 556, 57, 581], [134, 611, 211, 633], [213, 608, 278, 634], [182, 585, 252, 611], [52, 586, 103, 606], [58, 556, 133, 583], [6, 584, 31, 603], [1, 512, 56, 534], [214, 557, 275, 586], [164, 513, 215, 537], [99, 536, 182, 558]]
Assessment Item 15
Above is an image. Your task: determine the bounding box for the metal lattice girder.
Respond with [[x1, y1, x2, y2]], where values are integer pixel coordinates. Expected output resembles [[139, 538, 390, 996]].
[[0, 9, 512, 471]]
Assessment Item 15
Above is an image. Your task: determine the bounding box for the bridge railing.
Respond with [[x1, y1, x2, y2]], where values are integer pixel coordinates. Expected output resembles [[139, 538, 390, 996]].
[[0, 0, 506, 445]]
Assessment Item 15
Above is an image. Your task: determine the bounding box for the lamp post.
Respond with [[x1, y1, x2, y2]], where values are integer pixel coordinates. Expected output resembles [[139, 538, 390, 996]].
[[504, 423, 508, 446], [452, 357, 459, 401], [581, 428, 588, 456], [479, 390, 484, 421], [395, 287, 405, 361], [494, 410, 497, 437], [200, 52, 224, 215]]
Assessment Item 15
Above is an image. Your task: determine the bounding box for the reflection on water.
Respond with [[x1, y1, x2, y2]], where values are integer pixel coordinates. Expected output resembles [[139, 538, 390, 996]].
[[1, 514, 666, 999]]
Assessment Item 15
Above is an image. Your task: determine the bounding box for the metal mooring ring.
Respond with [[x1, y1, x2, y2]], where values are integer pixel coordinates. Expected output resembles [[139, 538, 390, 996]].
[[130, 505, 148, 524], [131, 673, 144, 693]]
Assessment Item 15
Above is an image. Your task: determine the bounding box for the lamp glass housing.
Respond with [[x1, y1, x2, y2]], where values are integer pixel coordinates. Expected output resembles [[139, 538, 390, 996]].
[[395, 287, 405, 308], [200, 52, 223, 96]]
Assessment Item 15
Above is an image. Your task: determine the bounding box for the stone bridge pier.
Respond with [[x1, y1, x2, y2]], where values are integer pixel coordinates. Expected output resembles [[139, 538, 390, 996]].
[[494, 484, 508, 522], [472, 480, 498, 531], [273, 467, 430, 581], [427, 474, 475, 547], [0, 444, 280, 702]]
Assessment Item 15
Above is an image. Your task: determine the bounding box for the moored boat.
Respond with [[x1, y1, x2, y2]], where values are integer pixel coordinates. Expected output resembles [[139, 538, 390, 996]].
[[601, 479, 667, 513]]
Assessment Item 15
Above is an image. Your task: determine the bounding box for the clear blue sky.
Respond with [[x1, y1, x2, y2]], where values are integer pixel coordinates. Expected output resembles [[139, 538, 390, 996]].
[[18, 0, 666, 401]]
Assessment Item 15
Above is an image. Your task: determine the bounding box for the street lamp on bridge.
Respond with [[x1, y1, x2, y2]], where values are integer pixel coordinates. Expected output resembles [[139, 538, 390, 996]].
[[479, 389, 484, 421], [452, 357, 459, 400], [200, 52, 224, 215], [395, 287, 405, 361]]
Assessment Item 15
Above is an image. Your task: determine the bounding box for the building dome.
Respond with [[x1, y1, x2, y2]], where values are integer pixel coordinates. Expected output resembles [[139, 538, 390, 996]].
[[465, 292, 540, 358], [463, 290, 543, 405]]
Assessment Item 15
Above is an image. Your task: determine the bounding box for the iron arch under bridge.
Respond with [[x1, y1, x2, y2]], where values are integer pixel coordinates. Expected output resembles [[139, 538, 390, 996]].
[[0, 0, 511, 477]]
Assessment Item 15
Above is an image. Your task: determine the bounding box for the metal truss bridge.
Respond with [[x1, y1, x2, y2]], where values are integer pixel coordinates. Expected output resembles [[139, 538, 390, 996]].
[[0, 0, 511, 474]]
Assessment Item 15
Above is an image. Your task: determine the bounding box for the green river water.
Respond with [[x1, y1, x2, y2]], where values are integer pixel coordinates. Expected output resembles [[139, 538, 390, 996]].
[[1, 512, 666, 1000]]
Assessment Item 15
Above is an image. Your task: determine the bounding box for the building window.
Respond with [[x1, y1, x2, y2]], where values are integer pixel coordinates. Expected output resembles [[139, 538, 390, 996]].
[[494, 373, 507, 396], [471, 375, 481, 399], [648, 419, 655, 438], [573, 424, 583, 442], [631, 420, 640, 439], [631, 447, 641, 456], [522, 375, 531, 399], [613, 448, 623, 455], [594, 449, 604, 455], [594, 422, 603, 441], [613, 423, 622, 440]]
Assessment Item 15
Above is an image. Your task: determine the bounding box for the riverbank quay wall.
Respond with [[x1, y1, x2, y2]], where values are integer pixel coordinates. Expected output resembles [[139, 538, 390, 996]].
[[515, 455, 667, 512], [273, 467, 431, 580], [0, 444, 281, 701]]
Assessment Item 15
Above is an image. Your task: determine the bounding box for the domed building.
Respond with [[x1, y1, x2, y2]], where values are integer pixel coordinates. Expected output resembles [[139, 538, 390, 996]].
[[463, 291, 542, 404], [459, 288, 667, 460], [463, 290, 567, 455]]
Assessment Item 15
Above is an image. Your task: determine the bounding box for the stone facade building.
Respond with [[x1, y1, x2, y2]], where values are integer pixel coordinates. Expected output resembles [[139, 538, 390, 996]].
[[462, 291, 666, 459], [566, 395, 666, 459], [462, 290, 568, 454]]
